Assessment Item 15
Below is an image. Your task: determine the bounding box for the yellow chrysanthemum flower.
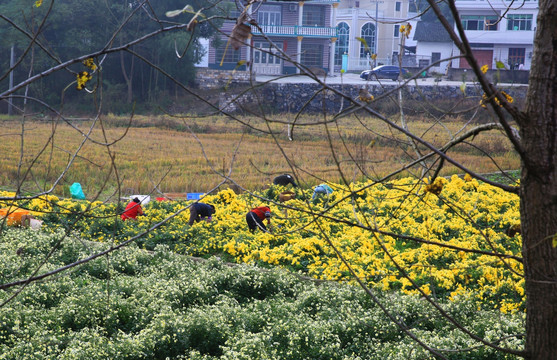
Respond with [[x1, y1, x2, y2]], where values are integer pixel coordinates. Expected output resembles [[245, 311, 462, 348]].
[[424, 177, 445, 195]]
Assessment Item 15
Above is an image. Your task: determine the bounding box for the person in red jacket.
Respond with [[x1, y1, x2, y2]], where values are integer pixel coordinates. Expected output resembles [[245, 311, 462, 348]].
[[121, 198, 143, 221], [246, 206, 271, 233]]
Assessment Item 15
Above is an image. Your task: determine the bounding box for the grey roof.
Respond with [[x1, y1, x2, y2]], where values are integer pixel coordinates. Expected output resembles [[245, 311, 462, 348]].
[[413, 21, 453, 42]]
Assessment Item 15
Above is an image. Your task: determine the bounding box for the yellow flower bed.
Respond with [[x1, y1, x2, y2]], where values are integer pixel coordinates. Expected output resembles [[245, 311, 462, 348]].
[[2, 176, 523, 312]]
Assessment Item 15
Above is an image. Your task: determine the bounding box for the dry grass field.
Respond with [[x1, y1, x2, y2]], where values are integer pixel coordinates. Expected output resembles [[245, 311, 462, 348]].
[[0, 113, 519, 198]]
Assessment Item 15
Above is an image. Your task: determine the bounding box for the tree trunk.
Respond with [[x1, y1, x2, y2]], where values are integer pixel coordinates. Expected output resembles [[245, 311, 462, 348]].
[[120, 51, 135, 104], [521, 1, 557, 358]]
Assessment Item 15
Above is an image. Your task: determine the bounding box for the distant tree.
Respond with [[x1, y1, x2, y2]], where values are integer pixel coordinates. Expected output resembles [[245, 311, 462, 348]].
[[0, 0, 219, 109]]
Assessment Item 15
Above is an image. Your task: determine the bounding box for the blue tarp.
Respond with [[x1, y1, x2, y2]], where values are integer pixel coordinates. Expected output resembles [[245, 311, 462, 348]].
[[187, 193, 204, 200], [70, 182, 85, 200]]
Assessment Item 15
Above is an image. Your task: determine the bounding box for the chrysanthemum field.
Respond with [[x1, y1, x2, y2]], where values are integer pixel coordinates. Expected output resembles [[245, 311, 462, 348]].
[[1, 175, 523, 314]]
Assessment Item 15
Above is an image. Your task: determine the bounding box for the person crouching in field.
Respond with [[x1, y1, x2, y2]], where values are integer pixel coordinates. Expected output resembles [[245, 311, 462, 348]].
[[121, 198, 143, 221], [273, 174, 297, 187], [188, 202, 216, 226], [312, 183, 333, 200], [246, 206, 272, 233]]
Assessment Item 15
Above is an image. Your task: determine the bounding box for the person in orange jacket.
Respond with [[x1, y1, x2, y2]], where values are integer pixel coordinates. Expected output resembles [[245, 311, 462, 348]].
[[246, 206, 271, 233], [121, 198, 143, 221]]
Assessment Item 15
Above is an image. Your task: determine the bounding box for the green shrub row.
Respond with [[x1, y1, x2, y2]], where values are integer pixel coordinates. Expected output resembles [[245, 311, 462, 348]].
[[0, 229, 524, 359]]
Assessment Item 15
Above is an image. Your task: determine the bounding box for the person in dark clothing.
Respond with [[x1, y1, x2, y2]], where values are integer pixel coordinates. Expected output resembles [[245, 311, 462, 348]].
[[121, 198, 143, 221], [273, 174, 297, 187], [246, 206, 271, 233], [188, 202, 216, 226]]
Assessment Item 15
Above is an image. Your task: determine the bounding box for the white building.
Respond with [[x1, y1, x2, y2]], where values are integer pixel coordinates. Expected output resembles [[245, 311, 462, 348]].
[[335, 0, 418, 71], [414, 0, 538, 71], [413, 21, 453, 74], [453, 0, 538, 70]]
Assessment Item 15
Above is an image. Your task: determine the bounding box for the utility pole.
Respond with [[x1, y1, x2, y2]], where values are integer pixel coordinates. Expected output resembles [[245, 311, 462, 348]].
[[8, 44, 15, 116], [375, 1, 378, 67]]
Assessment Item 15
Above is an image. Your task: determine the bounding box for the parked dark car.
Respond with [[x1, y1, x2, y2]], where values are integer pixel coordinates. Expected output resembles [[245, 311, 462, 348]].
[[360, 65, 408, 80]]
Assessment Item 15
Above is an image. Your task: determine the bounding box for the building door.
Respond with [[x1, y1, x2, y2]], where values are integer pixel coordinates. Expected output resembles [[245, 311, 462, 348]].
[[460, 50, 493, 69], [253, 42, 283, 75]]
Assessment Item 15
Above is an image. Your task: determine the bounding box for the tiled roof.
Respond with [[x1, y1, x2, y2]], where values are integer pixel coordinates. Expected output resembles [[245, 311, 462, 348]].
[[413, 21, 453, 42]]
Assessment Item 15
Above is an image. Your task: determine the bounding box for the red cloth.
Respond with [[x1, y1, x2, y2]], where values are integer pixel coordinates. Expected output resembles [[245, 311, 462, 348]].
[[250, 206, 270, 221], [121, 201, 143, 220]]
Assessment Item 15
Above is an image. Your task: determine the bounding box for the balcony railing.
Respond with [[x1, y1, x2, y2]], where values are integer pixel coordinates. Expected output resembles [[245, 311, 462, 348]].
[[250, 25, 338, 38]]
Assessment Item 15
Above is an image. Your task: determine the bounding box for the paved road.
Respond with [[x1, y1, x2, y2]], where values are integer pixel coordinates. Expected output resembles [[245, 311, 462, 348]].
[[255, 72, 524, 87]]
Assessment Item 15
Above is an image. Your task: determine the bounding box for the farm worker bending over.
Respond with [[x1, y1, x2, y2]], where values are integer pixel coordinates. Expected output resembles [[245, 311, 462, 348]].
[[273, 174, 297, 187], [312, 183, 334, 200], [188, 203, 216, 226], [246, 206, 272, 233], [121, 198, 143, 221]]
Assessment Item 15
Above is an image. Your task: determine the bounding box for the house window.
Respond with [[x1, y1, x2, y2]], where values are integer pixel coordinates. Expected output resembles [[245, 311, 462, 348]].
[[301, 44, 323, 67], [461, 15, 498, 31], [508, 48, 526, 67], [302, 5, 325, 26], [215, 42, 240, 64], [257, 5, 281, 25], [431, 52, 441, 65], [360, 23, 376, 58], [394, 24, 400, 37], [507, 14, 533, 30], [419, 59, 430, 67], [254, 42, 283, 65], [335, 22, 350, 66], [395, 2, 401, 11], [408, 0, 417, 13]]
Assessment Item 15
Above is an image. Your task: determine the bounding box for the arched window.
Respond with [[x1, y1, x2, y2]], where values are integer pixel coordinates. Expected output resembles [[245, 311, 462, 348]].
[[360, 23, 376, 58], [335, 22, 350, 66]]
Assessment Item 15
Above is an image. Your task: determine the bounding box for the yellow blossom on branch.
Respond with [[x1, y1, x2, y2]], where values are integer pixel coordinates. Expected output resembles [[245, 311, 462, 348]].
[[481, 65, 488, 74], [76, 71, 92, 90], [501, 90, 514, 104], [34, 0, 42, 7], [480, 91, 514, 108], [358, 88, 374, 102], [83, 58, 97, 71], [399, 23, 412, 39]]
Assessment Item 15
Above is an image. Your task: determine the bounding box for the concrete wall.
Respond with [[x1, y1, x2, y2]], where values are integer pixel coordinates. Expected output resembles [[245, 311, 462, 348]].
[[195, 69, 253, 89], [447, 68, 529, 84]]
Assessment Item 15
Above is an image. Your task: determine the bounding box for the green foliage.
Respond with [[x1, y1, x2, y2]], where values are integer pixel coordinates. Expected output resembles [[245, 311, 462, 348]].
[[0, 230, 524, 359], [0, 0, 222, 113]]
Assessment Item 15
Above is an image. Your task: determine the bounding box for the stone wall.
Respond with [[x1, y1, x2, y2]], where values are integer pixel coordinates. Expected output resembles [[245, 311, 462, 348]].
[[195, 69, 253, 89], [219, 82, 528, 114]]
